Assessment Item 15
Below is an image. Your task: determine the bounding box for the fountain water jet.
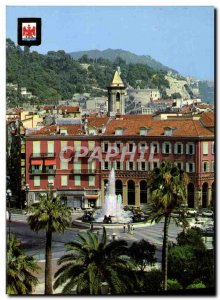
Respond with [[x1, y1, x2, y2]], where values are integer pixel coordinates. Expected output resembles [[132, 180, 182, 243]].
[[94, 168, 133, 223]]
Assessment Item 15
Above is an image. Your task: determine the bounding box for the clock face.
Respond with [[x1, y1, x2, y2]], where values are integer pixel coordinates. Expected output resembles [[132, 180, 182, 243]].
[[18, 18, 41, 47]]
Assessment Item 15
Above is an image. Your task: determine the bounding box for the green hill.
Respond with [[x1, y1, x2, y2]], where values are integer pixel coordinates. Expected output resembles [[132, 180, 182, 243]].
[[70, 48, 178, 73], [6, 39, 171, 107]]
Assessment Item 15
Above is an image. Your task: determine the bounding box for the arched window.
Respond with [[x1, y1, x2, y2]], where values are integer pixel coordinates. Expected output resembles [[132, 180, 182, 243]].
[[140, 181, 148, 204], [127, 180, 135, 205], [202, 182, 208, 208], [187, 183, 194, 208]]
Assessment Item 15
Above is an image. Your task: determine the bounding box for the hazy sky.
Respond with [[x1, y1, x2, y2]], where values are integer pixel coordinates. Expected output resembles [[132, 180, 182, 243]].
[[6, 6, 214, 80]]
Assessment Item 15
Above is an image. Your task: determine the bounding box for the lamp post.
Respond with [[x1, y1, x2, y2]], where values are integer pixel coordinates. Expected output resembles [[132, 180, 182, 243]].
[[6, 188, 12, 239], [24, 183, 30, 211]]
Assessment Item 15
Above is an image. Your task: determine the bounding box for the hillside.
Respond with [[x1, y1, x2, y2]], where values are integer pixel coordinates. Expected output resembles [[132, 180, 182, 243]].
[[70, 48, 178, 74], [6, 39, 171, 107]]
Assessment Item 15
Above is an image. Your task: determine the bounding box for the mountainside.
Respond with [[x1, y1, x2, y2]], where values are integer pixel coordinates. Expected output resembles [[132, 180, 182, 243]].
[[6, 39, 171, 107], [70, 48, 178, 74], [199, 80, 214, 104]]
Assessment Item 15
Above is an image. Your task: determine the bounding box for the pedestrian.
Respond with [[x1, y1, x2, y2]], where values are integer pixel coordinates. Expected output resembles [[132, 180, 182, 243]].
[[123, 223, 126, 233], [90, 222, 94, 231], [131, 224, 134, 234], [9, 211, 12, 223], [127, 223, 130, 233]]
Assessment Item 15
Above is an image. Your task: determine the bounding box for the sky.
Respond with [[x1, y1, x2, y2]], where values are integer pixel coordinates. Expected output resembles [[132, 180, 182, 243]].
[[6, 6, 214, 82]]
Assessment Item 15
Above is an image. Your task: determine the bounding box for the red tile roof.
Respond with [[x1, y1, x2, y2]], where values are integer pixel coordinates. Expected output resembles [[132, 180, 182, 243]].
[[57, 106, 80, 113], [200, 112, 214, 128], [104, 116, 213, 137], [29, 124, 83, 136], [87, 116, 110, 128]]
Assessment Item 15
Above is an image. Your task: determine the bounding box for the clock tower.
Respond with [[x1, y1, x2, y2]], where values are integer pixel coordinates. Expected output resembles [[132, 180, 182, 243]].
[[107, 67, 125, 116]]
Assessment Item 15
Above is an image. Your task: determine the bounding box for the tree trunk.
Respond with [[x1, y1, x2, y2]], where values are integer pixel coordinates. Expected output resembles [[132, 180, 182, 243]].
[[162, 214, 169, 291], [45, 228, 53, 295]]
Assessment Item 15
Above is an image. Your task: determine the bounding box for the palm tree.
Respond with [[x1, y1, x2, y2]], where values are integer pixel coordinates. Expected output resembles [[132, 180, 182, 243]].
[[27, 190, 72, 295], [7, 234, 40, 294], [147, 161, 189, 291], [53, 227, 137, 295]]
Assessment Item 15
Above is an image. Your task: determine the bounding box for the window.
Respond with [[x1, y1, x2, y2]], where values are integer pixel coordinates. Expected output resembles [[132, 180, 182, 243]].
[[115, 161, 122, 170], [162, 143, 171, 154], [176, 162, 183, 170], [139, 143, 147, 153], [89, 176, 95, 187], [88, 160, 95, 172], [104, 161, 110, 170], [186, 143, 195, 155], [61, 175, 68, 186], [174, 143, 183, 154], [60, 159, 68, 170], [139, 128, 147, 136], [75, 175, 81, 186], [151, 143, 159, 154], [74, 141, 81, 152], [73, 161, 81, 173], [116, 143, 121, 153], [34, 176, 40, 186], [33, 141, 40, 156], [186, 162, 195, 173], [128, 143, 134, 152], [203, 161, 209, 172], [164, 127, 173, 136], [115, 128, 123, 135], [126, 161, 135, 171], [104, 143, 108, 153], [141, 162, 146, 171], [88, 141, 95, 151], [60, 128, 67, 135], [47, 141, 54, 154], [203, 142, 208, 155], [48, 176, 54, 185]]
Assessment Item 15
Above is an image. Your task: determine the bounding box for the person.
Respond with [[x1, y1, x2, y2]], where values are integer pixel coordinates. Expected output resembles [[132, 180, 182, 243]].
[[127, 223, 130, 233], [90, 222, 94, 231], [9, 211, 12, 223], [131, 224, 134, 234], [123, 223, 126, 233]]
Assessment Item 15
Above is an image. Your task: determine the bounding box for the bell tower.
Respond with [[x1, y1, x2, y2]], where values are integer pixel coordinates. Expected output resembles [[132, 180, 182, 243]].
[[107, 67, 125, 116]]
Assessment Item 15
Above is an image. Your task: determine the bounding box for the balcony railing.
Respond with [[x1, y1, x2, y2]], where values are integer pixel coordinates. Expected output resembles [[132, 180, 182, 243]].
[[30, 153, 56, 158], [72, 169, 96, 174], [29, 168, 56, 174]]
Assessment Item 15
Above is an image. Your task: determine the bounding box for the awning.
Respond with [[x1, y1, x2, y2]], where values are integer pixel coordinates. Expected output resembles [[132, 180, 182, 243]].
[[84, 195, 98, 200], [45, 160, 56, 166], [31, 160, 43, 165]]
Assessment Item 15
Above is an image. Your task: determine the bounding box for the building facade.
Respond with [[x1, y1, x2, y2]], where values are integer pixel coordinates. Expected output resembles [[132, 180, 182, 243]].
[[25, 112, 215, 210]]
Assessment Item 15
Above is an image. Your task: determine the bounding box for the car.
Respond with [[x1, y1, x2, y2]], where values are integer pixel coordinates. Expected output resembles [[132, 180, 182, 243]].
[[202, 210, 213, 217]]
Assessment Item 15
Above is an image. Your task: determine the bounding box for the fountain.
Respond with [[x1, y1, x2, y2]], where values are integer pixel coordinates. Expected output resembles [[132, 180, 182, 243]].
[[94, 168, 133, 223]]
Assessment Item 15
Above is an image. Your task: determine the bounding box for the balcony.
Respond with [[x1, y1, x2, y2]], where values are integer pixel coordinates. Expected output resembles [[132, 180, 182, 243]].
[[72, 169, 96, 174], [29, 168, 56, 175], [30, 153, 56, 158]]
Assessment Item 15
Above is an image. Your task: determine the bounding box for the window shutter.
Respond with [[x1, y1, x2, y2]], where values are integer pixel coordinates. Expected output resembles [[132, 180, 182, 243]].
[[192, 163, 195, 173], [174, 144, 177, 154], [162, 143, 165, 154], [120, 161, 123, 170], [108, 161, 111, 170], [169, 143, 172, 154], [133, 162, 136, 171], [206, 162, 209, 172], [101, 143, 105, 152], [186, 144, 189, 154], [126, 161, 129, 170], [203, 142, 208, 155], [186, 162, 189, 172], [181, 144, 184, 154]]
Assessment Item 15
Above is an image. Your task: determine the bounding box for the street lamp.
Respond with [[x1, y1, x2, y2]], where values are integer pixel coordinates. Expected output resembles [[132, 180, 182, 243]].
[[24, 183, 30, 210], [6, 188, 12, 239]]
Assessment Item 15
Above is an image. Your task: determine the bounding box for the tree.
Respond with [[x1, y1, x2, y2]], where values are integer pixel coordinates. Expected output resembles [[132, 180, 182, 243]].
[[168, 228, 214, 289], [7, 234, 40, 294], [53, 228, 137, 295], [147, 161, 189, 290], [27, 191, 72, 295], [129, 239, 156, 272]]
